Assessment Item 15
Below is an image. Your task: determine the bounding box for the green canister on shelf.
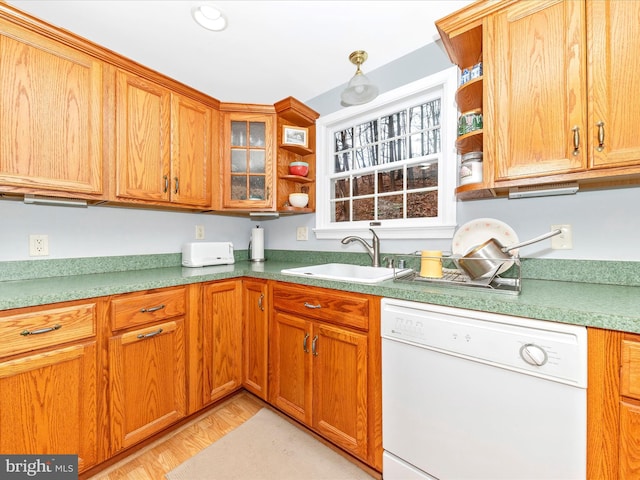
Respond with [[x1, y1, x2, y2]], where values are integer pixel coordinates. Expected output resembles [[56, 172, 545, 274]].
[[457, 109, 483, 136]]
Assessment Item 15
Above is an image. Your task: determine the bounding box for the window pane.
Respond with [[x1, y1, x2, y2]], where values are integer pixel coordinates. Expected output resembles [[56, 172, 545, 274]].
[[249, 122, 265, 147], [249, 176, 265, 200], [231, 121, 246, 146], [353, 173, 375, 196], [231, 175, 246, 200], [353, 197, 375, 221], [408, 163, 438, 189], [231, 149, 246, 173], [249, 150, 265, 173], [408, 133, 425, 158], [334, 152, 352, 173], [332, 178, 350, 200], [379, 169, 403, 193], [333, 200, 350, 222], [378, 194, 404, 220], [425, 129, 441, 155], [380, 139, 406, 164], [354, 146, 377, 168], [425, 99, 441, 128], [335, 129, 353, 152], [355, 120, 378, 147], [380, 111, 406, 140], [407, 191, 438, 218]]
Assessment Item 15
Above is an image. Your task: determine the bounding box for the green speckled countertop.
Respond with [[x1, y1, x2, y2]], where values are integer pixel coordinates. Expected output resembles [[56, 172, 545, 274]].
[[1, 251, 640, 334]]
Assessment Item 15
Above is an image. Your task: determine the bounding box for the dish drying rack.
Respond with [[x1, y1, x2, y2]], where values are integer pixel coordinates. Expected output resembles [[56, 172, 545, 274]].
[[392, 252, 521, 295]]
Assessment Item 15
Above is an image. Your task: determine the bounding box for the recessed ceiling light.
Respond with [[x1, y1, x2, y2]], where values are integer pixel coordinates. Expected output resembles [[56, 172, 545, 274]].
[[192, 4, 227, 31]]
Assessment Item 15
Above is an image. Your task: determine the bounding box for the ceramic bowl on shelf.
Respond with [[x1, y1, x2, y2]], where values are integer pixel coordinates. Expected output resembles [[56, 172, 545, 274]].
[[289, 161, 309, 177], [289, 192, 309, 208]]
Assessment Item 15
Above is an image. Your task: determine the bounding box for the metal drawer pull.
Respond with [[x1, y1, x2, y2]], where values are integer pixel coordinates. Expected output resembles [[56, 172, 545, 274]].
[[140, 304, 165, 313], [20, 324, 62, 336], [137, 328, 163, 339], [304, 302, 321, 309], [258, 294, 264, 311], [303, 333, 310, 353], [174, 177, 179, 194], [597, 121, 605, 151], [163, 175, 169, 193], [312, 335, 319, 356], [572, 126, 580, 156]]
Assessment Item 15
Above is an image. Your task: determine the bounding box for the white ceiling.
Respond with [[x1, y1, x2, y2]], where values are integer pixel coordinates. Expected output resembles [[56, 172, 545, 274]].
[[6, 0, 473, 105]]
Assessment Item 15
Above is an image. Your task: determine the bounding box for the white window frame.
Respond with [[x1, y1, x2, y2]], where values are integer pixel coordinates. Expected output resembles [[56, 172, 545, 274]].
[[314, 66, 458, 240]]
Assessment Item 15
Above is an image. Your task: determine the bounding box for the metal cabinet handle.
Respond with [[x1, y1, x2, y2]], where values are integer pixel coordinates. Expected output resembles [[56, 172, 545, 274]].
[[258, 294, 264, 311], [137, 328, 163, 339], [572, 126, 580, 156], [304, 302, 321, 309], [163, 175, 169, 193], [597, 121, 605, 152], [140, 304, 165, 313], [303, 333, 310, 353], [311, 335, 319, 356], [174, 177, 179, 194], [20, 324, 62, 336]]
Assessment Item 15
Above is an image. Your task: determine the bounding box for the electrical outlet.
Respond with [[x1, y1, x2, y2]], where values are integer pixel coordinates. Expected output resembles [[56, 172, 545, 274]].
[[29, 234, 49, 256], [551, 224, 573, 249], [195, 225, 205, 240], [296, 226, 308, 241]]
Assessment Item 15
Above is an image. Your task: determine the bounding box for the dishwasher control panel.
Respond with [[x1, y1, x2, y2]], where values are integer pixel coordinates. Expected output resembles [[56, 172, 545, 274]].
[[381, 298, 587, 387]]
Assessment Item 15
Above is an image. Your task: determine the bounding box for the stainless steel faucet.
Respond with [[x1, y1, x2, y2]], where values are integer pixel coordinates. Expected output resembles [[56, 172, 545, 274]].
[[341, 228, 381, 267]]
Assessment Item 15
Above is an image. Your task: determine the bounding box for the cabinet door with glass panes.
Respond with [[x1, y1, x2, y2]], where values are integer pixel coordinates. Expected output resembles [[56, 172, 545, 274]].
[[221, 112, 276, 210]]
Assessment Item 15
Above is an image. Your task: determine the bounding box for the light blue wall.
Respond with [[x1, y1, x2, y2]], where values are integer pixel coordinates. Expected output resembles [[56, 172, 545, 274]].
[[2, 43, 639, 263], [270, 43, 640, 262]]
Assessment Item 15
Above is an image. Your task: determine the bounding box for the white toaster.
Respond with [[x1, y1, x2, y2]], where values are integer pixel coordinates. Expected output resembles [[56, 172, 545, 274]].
[[182, 242, 235, 267]]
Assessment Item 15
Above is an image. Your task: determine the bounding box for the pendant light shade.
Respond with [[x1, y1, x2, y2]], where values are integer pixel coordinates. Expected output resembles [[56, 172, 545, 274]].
[[341, 50, 379, 106]]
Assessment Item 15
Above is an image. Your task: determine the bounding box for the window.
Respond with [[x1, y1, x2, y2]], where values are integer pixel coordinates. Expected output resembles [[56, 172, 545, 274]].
[[315, 67, 458, 239]]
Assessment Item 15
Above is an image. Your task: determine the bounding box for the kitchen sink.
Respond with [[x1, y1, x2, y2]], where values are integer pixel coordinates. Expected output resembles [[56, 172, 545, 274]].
[[280, 263, 411, 284]]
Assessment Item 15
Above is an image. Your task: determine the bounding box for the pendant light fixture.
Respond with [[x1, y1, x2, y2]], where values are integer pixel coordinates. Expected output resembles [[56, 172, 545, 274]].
[[341, 50, 379, 106]]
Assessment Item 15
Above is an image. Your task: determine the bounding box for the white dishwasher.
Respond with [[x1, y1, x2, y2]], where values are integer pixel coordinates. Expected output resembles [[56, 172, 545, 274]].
[[381, 298, 587, 480]]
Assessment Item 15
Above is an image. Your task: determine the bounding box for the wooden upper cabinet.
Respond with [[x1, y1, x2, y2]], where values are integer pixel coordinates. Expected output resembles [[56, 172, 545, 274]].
[[487, 0, 587, 180], [115, 70, 171, 203], [219, 110, 276, 211], [587, 0, 640, 170], [0, 19, 103, 196], [114, 69, 212, 207], [171, 94, 212, 207]]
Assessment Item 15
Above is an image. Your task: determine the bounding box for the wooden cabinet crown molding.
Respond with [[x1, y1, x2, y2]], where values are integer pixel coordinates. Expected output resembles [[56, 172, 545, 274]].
[[0, 3, 220, 109]]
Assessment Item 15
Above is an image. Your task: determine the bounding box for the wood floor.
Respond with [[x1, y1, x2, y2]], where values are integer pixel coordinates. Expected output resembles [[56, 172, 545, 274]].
[[87, 392, 264, 480]]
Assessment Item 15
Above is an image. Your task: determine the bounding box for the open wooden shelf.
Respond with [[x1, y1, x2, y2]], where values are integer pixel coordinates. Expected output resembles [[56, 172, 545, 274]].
[[280, 174, 314, 184], [280, 144, 313, 156]]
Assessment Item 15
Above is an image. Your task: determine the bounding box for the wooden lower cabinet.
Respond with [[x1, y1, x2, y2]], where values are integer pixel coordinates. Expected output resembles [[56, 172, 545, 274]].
[[0, 300, 101, 473], [269, 282, 381, 470], [201, 280, 243, 405], [588, 328, 640, 479], [242, 279, 269, 399], [0, 279, 383, 475], [108, 288, 187, 453]]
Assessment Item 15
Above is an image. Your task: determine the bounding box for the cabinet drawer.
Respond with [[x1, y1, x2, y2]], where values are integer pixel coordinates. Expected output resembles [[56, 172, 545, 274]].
[[111, 288, 185, 330], [621, 339, 640, 400], [0, 303, 96, 358], [272, 283, 369, 330]]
